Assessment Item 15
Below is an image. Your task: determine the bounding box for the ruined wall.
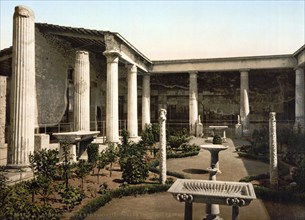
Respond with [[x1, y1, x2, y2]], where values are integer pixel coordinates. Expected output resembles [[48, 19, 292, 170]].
[[35, 30, 72, 125]]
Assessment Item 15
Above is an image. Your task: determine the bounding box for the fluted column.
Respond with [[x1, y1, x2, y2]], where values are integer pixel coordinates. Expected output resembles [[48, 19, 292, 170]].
[[240, 70, 250, 136], [103, 50, 121, 143], [7, 6, 35, 168], [74, 51, 90, 131], [189, 72, 198, 135], [294, 68, 305, 133], [142, 74, 151, 130], [127, 64, 138, 137]]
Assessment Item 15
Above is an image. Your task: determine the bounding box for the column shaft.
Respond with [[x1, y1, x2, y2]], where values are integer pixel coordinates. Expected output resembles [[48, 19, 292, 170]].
[[142, 75, 151, 129], [294, 68, 305, 132], [104, 50, 120, 143], [159, 109, 167, 184], [269, 112, 278, 188], [8, 6, 36, 167], [240, 70, 250, 135], [74, 51, 90, 131], [127, 64, 138, 137], [0, 76, 7, 146], [189, 72, 198, 135]]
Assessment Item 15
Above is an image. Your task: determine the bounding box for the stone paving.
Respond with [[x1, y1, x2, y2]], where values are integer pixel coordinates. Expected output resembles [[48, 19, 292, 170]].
[[86, 137, 305, 220]]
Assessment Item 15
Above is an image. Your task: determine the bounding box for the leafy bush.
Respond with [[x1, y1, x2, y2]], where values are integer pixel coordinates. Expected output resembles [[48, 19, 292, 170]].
[[180, 143, 200, 153], [122, 155, 149, 184], [251, 128, 269, 155], [294, 158, 305, 192], [167, 129, 189, 149], [87, 143, 99, 167], [59, 186, 85, 210], [212, 134, 222, 144]]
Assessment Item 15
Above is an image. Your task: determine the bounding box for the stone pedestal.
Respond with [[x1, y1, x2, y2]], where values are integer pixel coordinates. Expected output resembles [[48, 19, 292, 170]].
[[240, 70, 250, 136], [127, 64, 138, 137], [189, 72, 198, 136], [103, 50, 121, 143], [269, 112, 278, 188], [142, 75, 151, 130], [235, 124, 242, 139], [7, 6, 36, 168], [74, 51, 90, 132], [196, 115, 203, 137], [159, 109, 167, 184], [34, 134, 50, 151], [294, 68, 305, 133]]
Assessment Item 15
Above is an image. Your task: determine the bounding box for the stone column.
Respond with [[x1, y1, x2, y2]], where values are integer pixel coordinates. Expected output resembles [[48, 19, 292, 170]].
[[0, 76, 7, 146], [142, 74, 151, 130], [159, 109, 167, 184], [7, 6, 36, 168], [189, 72, 198, 136], [269, 112, 278, 188], [240, 70, 250, 136], [127, 64, 138, 137], [294, 68, 305, 133], [74, 51, 90, 131], [103, 50, 121, 143]]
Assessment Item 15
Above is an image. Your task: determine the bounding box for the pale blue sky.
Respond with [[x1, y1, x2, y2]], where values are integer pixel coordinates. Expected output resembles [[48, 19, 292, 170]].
[[0, 0, 304, 60]]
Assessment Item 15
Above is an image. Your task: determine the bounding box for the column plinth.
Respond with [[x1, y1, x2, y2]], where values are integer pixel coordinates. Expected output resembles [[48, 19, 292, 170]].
[[74, 51, 90, 132], [7, 6, 36, 168], [142, 75, 151, 130], [189, 72, 198, 136], [103, 50, 121, 143], [294, 68, 305, 133]]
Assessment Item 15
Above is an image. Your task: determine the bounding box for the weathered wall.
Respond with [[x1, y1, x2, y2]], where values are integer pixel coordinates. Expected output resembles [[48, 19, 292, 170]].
[[150, 70, 295, 124], [0, 76, 7, 165], [35, 30, 72, 125]]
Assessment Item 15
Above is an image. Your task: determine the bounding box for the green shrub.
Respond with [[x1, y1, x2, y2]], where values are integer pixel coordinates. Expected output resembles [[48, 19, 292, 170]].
[[75, 160, 92, 189], [295, 158, 305, 192], [59, 186, 85, 210], [167, 129, 189, 149], [122, 155, 149, 184], [212, 134, 222, 144], [180, 143, 200, 153], [87, 143, 99, 164]]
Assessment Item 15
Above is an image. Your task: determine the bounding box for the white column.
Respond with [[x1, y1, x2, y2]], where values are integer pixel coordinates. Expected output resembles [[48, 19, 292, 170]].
[[103, 50, 121, 143], [189, 72, 198, 136], [74, 51, 90, 131], [159, 109, 167, 184], [142, 74, 151, 130], [269, 112, 278, 188], [127, 64, 138, 137], [0, 76, 7, 146], [240, 70, 250, 136], [294, 68, 305, 133], [7, 6, 36, 168]]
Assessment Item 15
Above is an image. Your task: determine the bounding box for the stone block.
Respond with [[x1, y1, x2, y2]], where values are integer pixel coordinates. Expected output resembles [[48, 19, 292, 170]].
[[0, 144, 7, 166], [34, 134, 50, 151], [196, 122, 203, 137]]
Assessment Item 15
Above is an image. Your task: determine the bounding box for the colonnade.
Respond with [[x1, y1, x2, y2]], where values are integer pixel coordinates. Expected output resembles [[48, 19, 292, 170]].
[[3, 5, 305, 170]]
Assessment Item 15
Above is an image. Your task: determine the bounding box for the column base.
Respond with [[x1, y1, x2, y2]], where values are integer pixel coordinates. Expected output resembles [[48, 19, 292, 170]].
[[4, 167, 33, 185]]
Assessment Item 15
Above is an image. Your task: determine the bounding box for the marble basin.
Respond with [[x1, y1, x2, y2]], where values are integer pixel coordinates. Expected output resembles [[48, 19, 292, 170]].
[[53, 130, 100, 143], [168, 179, 256, 206], [200, 144, 228, 151]]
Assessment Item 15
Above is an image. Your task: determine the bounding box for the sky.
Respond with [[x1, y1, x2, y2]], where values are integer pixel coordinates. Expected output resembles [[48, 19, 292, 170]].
[[0, 0, 304, 60]]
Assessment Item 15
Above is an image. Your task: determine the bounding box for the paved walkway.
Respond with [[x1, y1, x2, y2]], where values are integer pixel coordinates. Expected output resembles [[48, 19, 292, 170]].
[[86, 138, 305, 220]]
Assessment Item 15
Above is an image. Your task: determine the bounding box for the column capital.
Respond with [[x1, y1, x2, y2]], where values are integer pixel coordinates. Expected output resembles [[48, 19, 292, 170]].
[[76, 50, 89, 56], [189, 71, 198, 75], [103, 50, 121, 63], [126, 63, 137, 73], [295, 67, 305, 73], [14, 5, 35, 18]]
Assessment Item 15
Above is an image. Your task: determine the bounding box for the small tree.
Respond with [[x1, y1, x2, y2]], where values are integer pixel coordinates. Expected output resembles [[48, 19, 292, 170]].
[[96, 151, 108, 184], [60, 143, 72, 189], [75, 160, 92, 189], [104, 143, 118, 177], [29, 149, 59, 205]]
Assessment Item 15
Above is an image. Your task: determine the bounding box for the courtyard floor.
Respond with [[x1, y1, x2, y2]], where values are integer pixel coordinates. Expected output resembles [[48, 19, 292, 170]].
[[85, 137, 305, 220]]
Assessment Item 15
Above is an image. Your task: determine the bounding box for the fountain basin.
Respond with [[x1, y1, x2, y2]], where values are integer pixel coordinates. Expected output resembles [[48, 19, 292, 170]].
[[168, 179, 256, 206], [53, 130, 100, 143], [200, 144, 228, 151]]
